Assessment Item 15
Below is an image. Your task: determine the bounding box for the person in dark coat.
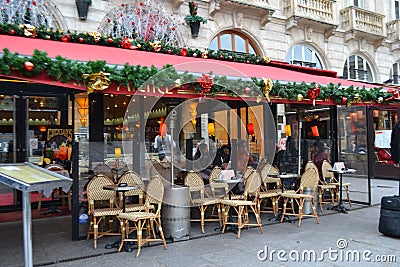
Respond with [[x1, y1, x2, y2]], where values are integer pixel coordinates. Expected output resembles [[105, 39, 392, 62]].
[[391, 119, 400, 168]]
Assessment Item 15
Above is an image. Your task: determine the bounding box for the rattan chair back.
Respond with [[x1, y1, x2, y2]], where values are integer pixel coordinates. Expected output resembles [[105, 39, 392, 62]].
[[321, 160, 335, 182], [260, 163, 281, 186], [184, 170, 207, 200], [299, 168, 319, 192], [242, 166, 254, 185], [117, 170, 144, 198], [144, 175, 164, 212], [86, 174, 116, 213], [305, 161, 319, 174], [243, 170, 261, 198], [209, 166, 222, 180]]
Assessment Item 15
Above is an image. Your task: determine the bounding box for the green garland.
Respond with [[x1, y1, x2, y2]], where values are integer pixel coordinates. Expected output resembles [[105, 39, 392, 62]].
[[0, 48, 394, 105]]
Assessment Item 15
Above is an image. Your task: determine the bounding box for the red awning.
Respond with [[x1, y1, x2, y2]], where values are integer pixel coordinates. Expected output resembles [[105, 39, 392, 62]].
[[0, 35, 390, 93]]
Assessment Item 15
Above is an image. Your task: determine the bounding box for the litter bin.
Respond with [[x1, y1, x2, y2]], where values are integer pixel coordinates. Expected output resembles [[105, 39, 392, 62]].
[[162, 185, 190, 241], [303, 187, 318, 214]]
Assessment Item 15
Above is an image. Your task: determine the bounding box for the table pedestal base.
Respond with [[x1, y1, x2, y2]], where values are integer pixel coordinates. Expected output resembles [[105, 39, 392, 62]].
[[268, 211, 294, 223], [328, 202, 349, 214]]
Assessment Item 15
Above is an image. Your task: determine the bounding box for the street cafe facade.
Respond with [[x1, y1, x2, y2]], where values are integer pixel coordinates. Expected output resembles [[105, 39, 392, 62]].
[[0, 31, 399, 238]]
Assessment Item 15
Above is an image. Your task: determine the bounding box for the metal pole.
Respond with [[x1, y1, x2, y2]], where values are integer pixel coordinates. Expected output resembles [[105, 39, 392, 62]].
[[22, 191, 33, 267], [170, 110, 177, 186], [298, 121, 302, 176]]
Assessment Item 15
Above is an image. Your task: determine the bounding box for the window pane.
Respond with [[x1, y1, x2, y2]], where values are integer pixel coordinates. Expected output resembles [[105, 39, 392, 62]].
[[220, 34, 232, 51], [304, 47, 312, 62], [315, 54, 323, 69], [234, 35, 246, 53], [209, 38, 218, 51], [343, 61, 348, 78], [396, 1, 400, 20], [366, 63, 372, 82], [248, 44, 256, 55], [293, 46, 302, 60]]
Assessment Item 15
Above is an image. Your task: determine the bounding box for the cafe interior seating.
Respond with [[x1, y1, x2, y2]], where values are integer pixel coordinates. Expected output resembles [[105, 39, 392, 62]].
[[185, 170, 222, 234], [220, 170, 263, 238], [322, 160, 352, 207], [86, 174, 123, 249], [280, 168, 320, 227], [318, 160, 338, 211], [258, 164, 281, 215], [93, 163, 115, 182], [38, 163, 71, 211], [117, 175, 167, 257]]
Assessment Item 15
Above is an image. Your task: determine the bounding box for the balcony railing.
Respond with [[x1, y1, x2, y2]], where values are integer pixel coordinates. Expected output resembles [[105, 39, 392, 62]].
[[387, 20, 400, 41], [284, 0, 335, 25], [228, 0, 270, 8], [340, 6, 385, 37]]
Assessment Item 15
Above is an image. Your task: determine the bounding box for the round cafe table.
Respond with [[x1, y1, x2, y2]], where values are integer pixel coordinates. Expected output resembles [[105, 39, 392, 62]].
[[327, 168, 356, 214], [103, 184, 139, 213], [102, 184, 140, 251]]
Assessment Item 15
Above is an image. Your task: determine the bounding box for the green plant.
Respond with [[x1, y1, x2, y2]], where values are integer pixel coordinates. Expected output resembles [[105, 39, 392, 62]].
[[184, 1, 207, 24]]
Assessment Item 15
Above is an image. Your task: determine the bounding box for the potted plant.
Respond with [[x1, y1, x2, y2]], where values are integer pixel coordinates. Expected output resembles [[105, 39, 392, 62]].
[[184, 1, 207, 37], [76, 0, 92, 20]]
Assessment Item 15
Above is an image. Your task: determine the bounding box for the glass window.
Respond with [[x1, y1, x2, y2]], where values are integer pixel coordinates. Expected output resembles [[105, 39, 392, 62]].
[[349, 0, 364, 7], [285, 44, 323, 69], [342, 55, 373, 82], [396, 0, 400, 20], [208, 31, 259, 55]]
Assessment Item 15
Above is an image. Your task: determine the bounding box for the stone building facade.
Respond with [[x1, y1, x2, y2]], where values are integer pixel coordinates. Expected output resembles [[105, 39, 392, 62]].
[[47, 0, 400, 85]]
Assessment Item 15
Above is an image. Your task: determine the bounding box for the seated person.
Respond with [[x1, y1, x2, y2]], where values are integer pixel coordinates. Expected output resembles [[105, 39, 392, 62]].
[[236, 140, 254, 173], [347, 140, 360, 154], [194, 143, 214, 182], [313, 146, 329, 173]]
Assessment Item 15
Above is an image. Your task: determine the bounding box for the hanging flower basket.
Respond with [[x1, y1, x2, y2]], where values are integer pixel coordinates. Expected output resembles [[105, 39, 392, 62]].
[[76, 0, 92, 20], [189, 22, 201, 37]]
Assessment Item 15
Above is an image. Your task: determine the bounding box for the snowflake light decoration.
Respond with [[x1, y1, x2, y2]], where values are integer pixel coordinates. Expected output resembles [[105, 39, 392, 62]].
[[0, 0, 56, 28], [100, 0, 182, 46]]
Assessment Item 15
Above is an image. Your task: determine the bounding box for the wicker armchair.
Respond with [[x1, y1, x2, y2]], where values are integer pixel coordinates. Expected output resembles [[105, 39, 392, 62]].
[[117, 175, 167, 257], [280, 168, 320, 227], [318, 160, 337, 211], [323, 160, 352, 207], [208, 166, 228, 199], [258, 164, 281, 215], [117, 171, 145, 211], [86, 174, 122, 249], [185, 170, 222, 233], [220, 170, 263, 238]]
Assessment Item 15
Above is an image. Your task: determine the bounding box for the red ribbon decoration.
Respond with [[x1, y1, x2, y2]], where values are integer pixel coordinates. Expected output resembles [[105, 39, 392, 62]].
[[385, 89, 400, 102], [196, 74, 214, 97], [308, 85, 320, 106], [120, 37, 132, 49]]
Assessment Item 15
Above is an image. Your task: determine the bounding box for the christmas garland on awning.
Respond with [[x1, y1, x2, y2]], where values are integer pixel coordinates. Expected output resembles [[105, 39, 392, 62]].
[[0, 48, 397, 106]]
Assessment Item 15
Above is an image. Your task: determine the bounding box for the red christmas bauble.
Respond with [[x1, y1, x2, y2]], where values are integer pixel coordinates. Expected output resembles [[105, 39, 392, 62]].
[[78, 37, 84, 43], [9, 29, 15, 35], [168, 49, 172, 54], [244, 87, 251, 95], [341, 96, 348, 105], [24, 61, 34, 71], [108, 38, 113, 43], [61, 36, 68, 42]]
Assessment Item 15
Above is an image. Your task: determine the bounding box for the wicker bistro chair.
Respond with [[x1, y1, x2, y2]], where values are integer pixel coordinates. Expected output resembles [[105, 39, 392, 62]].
[[318, 160, 338, 211], [280, 168, 320, 227], [220, 170, 263, 238], [322, 160, 352, 207], [185, 171, 222, 234], [209, 166, 228, 199], [86, 174, 123, 249], [117, 175, 167, 258], [117, 171, 145, 209], [258, 164, 281, 215]]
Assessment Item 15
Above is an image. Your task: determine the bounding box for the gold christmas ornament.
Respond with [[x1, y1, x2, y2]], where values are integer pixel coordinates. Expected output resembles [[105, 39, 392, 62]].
[[82, 72, 111, 94], [297, 94, 304, 101], [262, 77, 273, 102], [89, 32, 101, 42], [174, 79, 182, 88], [347, 93, 361, 107], [377, 96, 383, 103], [22, 24, 36, 37], [263, 56, 271, 64], [149, 41, 162, 52], [201, 49, 208, 59]]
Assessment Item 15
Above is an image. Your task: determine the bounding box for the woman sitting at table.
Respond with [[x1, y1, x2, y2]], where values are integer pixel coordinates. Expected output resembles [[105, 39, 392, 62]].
[[236, 140, 254, 173]]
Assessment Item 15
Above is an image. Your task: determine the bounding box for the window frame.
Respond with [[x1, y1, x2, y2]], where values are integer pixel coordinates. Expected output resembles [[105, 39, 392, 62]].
[[343, 54, 373, 82], [208, 30, 259, 55], [285, 44, 324, 69]]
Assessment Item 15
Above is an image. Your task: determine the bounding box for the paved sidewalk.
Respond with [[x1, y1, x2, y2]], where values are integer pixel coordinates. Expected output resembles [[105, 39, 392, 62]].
[[0, 204, 399, 266]]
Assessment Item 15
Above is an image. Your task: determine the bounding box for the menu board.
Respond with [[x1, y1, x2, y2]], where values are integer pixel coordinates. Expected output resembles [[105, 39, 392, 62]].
[[375, 130, 392, 148]]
